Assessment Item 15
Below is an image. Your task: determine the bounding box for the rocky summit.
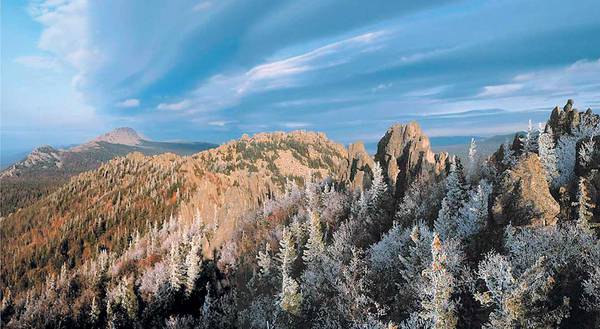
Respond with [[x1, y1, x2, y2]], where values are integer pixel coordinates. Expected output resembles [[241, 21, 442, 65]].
[[375, 122, 450, 199], [90, 127, 143, 146]]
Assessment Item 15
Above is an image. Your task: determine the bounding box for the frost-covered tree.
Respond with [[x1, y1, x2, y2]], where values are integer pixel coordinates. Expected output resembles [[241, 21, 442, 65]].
[[475, 254, 570, 328], [169, 242, 186, 291], [303, 210, 325, 265], [185, 238, 202, 296], [501, 143, 517, 167], [554, 135, 577, 188], [107, 276, 139, 328], [256, 242, 273, 279], [419, 234, 459, 329], [466, 138, 479, 183], [455, 180, 492, 241], [521, 119, 538, 153], [434, 162, 468, 241], [90, 296, 100, 326], [279, 273, 302, 316], [277, 228, 302, 315], [579, 136, 596, 169], [537, 125, 558, 185], [278, 228, 297, 276]]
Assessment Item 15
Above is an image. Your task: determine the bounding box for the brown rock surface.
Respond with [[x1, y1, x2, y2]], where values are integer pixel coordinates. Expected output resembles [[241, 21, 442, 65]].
[[492, 154, 560, 226], [342, 142, 375, 190], [374, 122, 449, 198]]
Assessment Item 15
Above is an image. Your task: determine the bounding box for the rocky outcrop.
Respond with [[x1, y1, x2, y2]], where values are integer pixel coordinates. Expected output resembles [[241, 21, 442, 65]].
[[374, 122, 449, 198], [92, 127, 143, 146], [546, 99, 599, 138], [342, 142, 375, 190], [492, 154, 560, 226]]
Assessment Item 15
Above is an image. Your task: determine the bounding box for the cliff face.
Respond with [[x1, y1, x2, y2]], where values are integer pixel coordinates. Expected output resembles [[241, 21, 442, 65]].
[[374, 122, 449, 199], [341, 142, 375, 191]]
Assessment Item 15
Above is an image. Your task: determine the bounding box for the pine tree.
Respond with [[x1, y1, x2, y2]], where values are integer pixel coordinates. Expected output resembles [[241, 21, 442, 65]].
[[169, 242, 186, 291], [456, 180, 492, 241], [278, 228, 297, 276], [434, 162, 468, 241], [521, 119, 538, 153], [421, 233, 458, 329], [303, 210, 325, 265], [278, 228, 302, 315], [280, 274, 303, 316], [256, 242, 273, 279], [537, 126, 558, 185], [467, 138, 478, 182], [555, 135, 577, 188], [121, 276, 139, 322], [185, 238, 202, 296], [501, 143, 516, 167], [90, 296, 100, 326]]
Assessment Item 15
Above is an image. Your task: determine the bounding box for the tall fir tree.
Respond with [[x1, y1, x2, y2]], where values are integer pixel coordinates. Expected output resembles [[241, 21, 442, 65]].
[[185, 237, 202, 296], [434, 162, 468, 241]]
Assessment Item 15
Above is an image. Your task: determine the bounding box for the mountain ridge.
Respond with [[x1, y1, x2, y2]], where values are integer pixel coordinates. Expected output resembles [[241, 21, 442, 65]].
[[0, 127, 216, 216]]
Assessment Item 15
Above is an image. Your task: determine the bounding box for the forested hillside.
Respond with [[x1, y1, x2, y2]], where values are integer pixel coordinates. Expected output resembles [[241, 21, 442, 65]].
[[0, 128, 216, 216], [1, 101, 599, 328]]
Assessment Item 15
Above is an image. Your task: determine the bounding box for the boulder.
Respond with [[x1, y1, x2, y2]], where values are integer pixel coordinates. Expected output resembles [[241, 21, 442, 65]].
[[492, 154, 560, 226]]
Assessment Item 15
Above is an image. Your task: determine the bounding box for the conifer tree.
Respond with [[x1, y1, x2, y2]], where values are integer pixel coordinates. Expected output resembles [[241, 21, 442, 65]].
[[456, 180, 492, 241], [521, 119, 538, 153], [421, 233, 458, 329], [169, 242, 186, 291], [90, 296, 100, 326], [256, 242, 273, 279], [303, 210, 325, 265], [467, 138, 478, 182], [278, 228, 302, 315], [434, 162, 468, 241], [185, 238, 202, 296], [538, 126, 559, 185]]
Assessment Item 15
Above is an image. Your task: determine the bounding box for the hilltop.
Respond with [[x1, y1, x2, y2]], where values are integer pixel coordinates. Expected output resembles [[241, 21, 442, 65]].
[[0, 128, 216, 216]]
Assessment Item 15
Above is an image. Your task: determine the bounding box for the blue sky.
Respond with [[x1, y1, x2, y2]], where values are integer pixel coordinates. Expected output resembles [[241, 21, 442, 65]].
[[2, 0, 600, 153]]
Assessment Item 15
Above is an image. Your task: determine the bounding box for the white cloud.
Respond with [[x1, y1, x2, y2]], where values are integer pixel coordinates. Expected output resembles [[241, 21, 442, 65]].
[[372, 82, 393, 92], [116, 98, 140, 108], [14, 55, 58, 69], [193, 1, 212, 11], [157, 99, 192, 111], [188, 30, 387, 112], [474, 59, 600, 104], [28, 0, 104, 92], [479, 83, 523, 97], [208, 120, 234, 126]]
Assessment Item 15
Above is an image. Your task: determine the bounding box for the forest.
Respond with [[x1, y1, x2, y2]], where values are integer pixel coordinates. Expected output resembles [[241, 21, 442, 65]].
[[1, 103, 599, 328]]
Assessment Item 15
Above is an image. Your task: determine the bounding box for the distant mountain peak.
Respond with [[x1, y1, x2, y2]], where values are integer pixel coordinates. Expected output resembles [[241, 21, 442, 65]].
[[92, 127, 143, 146]]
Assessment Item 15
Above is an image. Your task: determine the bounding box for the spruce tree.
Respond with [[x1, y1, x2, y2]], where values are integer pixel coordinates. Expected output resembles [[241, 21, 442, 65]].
[[434, 162, 468, 241], [169, 242, 186, 291], [303, 210, 325, 265], [185, 238, 202, 296]]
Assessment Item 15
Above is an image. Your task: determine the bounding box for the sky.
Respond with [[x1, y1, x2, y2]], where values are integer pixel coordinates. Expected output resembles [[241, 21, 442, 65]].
[[2, 0, 600, 154]]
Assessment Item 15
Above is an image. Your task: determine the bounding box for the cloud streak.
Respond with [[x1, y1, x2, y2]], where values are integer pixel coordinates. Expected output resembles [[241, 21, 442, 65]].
[[116, 98, 140, 108]]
